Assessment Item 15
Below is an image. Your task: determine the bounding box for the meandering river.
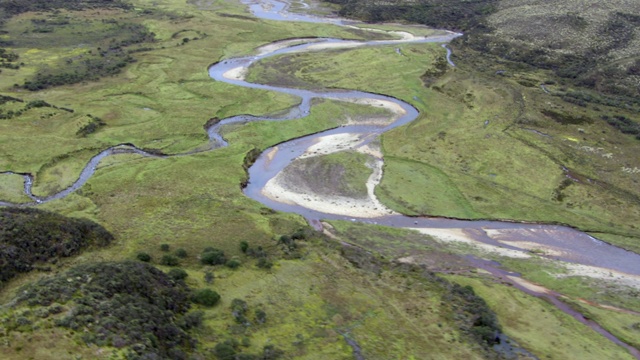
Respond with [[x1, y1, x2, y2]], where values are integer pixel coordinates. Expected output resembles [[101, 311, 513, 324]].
[[1, 0, 639, 356]]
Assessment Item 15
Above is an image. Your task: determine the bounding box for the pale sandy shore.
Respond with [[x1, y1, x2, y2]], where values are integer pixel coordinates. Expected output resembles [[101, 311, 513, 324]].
[[223, 66, 248, 81], [410, 227, 532, 259], [261, 141, 395, 218], [412, 227, 640, 289], [256, 38, 324, 56]]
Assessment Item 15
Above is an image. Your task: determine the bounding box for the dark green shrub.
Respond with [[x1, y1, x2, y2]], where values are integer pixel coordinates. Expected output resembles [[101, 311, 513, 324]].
[[160, 244, 170, 252], [168, 268, 188, 281], [174, 248, 188, 258], [213, 342, 236, 360], [179, 310, 203, 330], [192, 289, 220, 307], [136, 252, 151, 262], [226, 259, 241, 269], [231, 298, 249, 325], [201, 248, 226, 266], [262, 345, 284, 360], [160, 254, 179, 267], [255, 309, 266, 324], [257, 257, 273, 269], [240, 241, 249, 253]]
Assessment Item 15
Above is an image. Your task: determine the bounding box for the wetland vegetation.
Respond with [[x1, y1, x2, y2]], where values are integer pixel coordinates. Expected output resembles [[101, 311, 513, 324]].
[[0, 0, 639, 359]]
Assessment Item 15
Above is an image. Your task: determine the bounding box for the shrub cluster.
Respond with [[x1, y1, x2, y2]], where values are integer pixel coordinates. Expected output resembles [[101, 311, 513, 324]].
[[444, 284, 501, 345], [0, 208, 113, 286], [0, 0, 132, 19], [213, 340, 283, 360], [323, 0, 497, 31], [14, 261, 197, 359], [601, 115, 640, 139]]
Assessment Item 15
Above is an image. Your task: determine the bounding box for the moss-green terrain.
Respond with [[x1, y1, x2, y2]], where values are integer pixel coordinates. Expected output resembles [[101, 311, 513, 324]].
[[0, 0, 639, 359]]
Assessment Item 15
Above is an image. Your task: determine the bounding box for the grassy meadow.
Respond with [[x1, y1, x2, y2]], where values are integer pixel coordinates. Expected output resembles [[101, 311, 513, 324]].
[[247, 41, 640, 250], [1, 0, 639, 359]]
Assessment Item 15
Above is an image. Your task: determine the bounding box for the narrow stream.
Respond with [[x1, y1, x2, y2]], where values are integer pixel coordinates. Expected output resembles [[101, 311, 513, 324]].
[[1, 0, 639, 357]]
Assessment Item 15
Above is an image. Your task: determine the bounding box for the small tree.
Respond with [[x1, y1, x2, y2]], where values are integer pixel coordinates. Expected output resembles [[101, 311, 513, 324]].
[[213, 342, 236, 360], [168, 268, 188, 281], [240, 241, 249, 253], [201, 248, 226, 266], [192, 289, 220, 307], [136, 252, 151, 262], [160, 254, 179, 266], [255, 309, 266, 324]]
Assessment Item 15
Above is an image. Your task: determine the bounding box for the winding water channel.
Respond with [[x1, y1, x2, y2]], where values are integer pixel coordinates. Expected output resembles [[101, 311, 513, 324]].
[[1, 0, 640, 356]]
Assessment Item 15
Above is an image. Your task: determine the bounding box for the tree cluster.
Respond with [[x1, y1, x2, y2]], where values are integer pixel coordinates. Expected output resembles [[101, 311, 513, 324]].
[[13, 261, 198, 359], [323, 0, 497, 31], [601, 115, 640, 139], [0, 208, 113, 286]]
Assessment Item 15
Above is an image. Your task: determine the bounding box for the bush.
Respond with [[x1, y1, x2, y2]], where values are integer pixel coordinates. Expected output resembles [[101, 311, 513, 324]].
[[192, 289, 220, 307], [136, 252, 151, 262], [255, 309, 266, 324], [226, 259, 241, 269], [160, 244, 170, 252], [213, 342, 236, 360], [179, 311, 204, 330], [168, 268, 188, 281], [175, 248, 188, 258], [240, 241, 249, 253], [257, 257, 273, 269], [201, 248, 226, 266], [160, 254, 180, 267]]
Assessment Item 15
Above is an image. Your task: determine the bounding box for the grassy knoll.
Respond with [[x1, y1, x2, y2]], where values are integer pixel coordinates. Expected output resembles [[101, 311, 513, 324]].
[[281, 150, 372, 198], [247, 41, 640, 250]]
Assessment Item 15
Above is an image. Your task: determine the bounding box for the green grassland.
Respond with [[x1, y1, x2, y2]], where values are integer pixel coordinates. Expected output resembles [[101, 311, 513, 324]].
[[1, 0, 639, 358], [247, 41, 640, 251], [328, 220, 640, 359], [0, 174, 31, 203]]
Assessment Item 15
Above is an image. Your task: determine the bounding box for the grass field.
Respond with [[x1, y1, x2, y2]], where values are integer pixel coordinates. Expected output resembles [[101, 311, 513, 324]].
[[247, 40, 640, 251]]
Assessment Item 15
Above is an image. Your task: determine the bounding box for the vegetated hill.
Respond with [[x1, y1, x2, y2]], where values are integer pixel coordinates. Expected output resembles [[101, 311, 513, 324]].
[[0, 207, 113, 286], [0, 0, 132, 20], [6, 261, 198, 359], [323, 0, 497, 30], [469, 0, 640, 98], [323, 0, 640, 99]]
